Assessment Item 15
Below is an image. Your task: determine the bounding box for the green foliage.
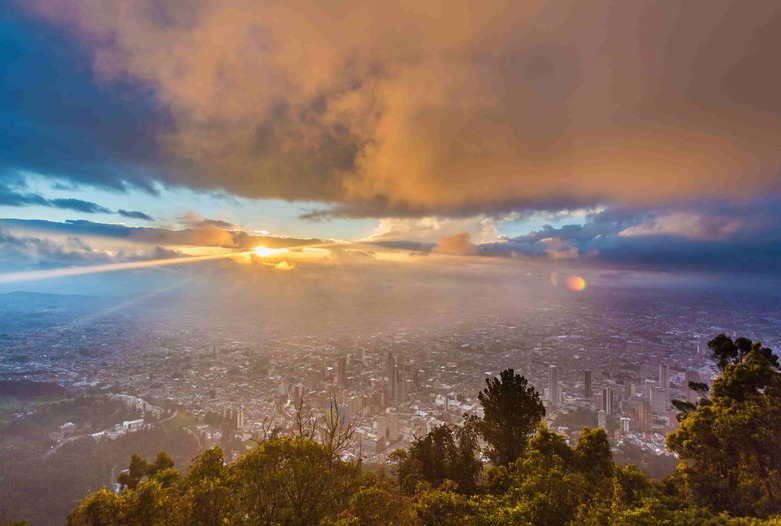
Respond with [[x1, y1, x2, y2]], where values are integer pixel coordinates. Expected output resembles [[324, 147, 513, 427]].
[[668, 335, 781, 518], [475, 368, 546, 467], [395, 423, 481, 495]]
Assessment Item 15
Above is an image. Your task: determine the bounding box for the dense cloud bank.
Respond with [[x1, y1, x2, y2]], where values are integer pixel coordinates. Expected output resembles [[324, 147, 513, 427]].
[[7, 0, 781, 217]]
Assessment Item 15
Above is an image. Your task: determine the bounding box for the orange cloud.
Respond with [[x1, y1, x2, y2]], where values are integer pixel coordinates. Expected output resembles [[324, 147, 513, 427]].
[[22, 0, 781, 217], [434, 232, 477, 256]]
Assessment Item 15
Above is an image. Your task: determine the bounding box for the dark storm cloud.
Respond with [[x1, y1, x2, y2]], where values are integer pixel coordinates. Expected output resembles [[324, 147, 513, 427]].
[[0, 179, 156, 218], [9, 0, 781, 217], [0, 3, 166, 194], [473, 200, 781, 274], [0, 179, 112, 214]]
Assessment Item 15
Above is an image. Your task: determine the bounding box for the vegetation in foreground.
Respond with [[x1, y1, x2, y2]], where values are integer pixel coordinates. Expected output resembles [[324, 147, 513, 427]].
[[4, 334, 781, 526]]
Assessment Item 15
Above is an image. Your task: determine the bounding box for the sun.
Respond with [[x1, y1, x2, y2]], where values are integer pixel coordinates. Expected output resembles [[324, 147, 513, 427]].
[[254, 246, 286, 257]]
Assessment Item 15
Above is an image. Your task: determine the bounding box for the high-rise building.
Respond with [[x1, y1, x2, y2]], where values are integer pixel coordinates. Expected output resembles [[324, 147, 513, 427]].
[[659, 364, 669, 392], [338, 355, 348, 386], [548, 365, 559, 408], [597, 409, 607, 429], [620, 417, 631, 433], [584, 370, 592, 400], [396, 356, 407, 402], [387, 411, 399, 443], [386, 352, 396, 400], [236, 407, 244, 428], [623, 382, 636, 399], [650, 386, 668, 413], [602, 387, 615, 416], [637, 401, 653, 433], [685, 370, 701, 404]]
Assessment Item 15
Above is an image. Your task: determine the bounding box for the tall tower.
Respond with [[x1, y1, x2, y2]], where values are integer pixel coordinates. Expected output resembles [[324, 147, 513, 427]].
[[397, 356, 407, 402], [637, 401, 653, 433], [548, 365, 559, 408], [584, 370, 592, 400], [601, 387, 615, 416], [386, 352, 396, 401], [338, 355, 348, 386], [659, 364, 669, 392]]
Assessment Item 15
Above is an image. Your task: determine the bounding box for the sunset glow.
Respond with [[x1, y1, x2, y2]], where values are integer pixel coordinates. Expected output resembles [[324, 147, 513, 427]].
[[254, 246, 287, 258]]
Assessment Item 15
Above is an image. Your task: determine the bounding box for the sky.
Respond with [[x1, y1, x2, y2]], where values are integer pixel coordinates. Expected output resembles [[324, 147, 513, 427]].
[[1, 0, 781, 294]]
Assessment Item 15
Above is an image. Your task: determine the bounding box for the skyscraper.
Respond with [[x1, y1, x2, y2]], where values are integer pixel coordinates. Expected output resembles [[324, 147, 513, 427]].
[[637, 401, 653, 433], [584, 370, 592, 400], [659, 363, 669, 392], [548, 365, 559, 408], [602, 386, 615, 416], [397, 356, 407, 402], [338, 355, 347, 386], [650, 386, 668, 413], [386, 352, 396, 400]]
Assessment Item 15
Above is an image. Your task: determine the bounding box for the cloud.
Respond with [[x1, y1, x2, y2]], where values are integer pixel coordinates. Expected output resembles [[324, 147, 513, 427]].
[[472, 200, 781, 274], [48, 198, 111, 214], [0, 229, 112, 270], [434, 232, 477, 256], [178, 211, 236, 230], [0, 179, 113, 214], [12, 0, 781, 217], [367, 215, 504, 244], [118, 209, 155, 221], [617, 213, 743, 240], [0, 218, 326, 251]]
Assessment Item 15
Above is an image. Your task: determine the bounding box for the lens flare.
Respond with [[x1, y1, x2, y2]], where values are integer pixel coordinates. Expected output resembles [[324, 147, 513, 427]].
[[566, 275, 587, 291]]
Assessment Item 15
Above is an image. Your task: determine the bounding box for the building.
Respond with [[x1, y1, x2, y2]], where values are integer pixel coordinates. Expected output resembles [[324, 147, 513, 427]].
[[620, 417, 631, 433], [659, 364, 669, 392], [623, 382, 636, 399], [337, 355, 348, 386], [637, 401, 653, 433], [597, 409, 607, 429], [601, 387, 615, 416], [584, 370, 592, 399], [396, 356, 407, 402], [386, 352, 396, 400], [685, 370, 701, 403], [548, 365, 559, 408], [650, 386, 668, 413]]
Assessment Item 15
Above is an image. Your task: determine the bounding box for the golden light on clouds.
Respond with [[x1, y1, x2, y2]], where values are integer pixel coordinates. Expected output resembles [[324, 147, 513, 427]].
[[254, 246, 287, 258]]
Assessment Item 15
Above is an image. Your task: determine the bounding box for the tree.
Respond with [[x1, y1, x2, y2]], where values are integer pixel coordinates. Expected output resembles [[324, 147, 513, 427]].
[[230, 436, 361, 525], [667, 335, 781, 518], [395, 423, 482, 495], [475, 369, 545, 466], [117, 453, 149, 491]]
